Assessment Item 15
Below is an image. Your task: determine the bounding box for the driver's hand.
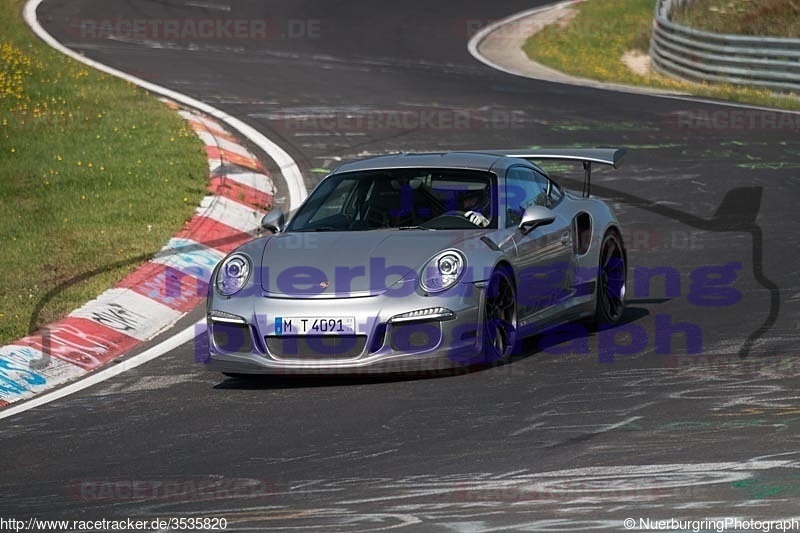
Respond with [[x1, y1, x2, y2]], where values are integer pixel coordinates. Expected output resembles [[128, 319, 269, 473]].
[[465, 211, 490, 227]]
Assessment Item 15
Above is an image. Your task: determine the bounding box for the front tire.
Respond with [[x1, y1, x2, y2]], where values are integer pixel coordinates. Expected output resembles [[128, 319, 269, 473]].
[[482, 267, 518, 364], [595, 231, 626, 325]]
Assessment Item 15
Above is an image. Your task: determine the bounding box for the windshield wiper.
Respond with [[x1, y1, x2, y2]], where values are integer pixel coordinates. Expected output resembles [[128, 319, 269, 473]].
[[295, 226, 340, 232], [397, 225, 435, 231]]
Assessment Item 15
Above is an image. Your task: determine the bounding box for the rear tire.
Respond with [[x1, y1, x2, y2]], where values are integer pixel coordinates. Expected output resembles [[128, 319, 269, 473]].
[[594, 231, 626, 325], [482, 267, 518, 364]]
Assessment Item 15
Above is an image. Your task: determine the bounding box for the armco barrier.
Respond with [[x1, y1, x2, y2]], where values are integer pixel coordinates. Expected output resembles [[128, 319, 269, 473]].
[[650, 0, 800, 93]]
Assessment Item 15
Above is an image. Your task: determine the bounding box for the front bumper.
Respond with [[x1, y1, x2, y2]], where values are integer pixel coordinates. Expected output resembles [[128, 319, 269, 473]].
[[206, 283, 488, 374]]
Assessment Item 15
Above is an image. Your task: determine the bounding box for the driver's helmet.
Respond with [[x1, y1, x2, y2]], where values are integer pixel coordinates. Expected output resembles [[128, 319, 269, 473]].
[[458, 187, 490, 214]]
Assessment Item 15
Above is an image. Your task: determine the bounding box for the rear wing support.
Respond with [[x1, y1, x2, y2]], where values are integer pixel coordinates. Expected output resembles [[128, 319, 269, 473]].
[[481, 148, 627, 198], [582, 160, 591, 198]]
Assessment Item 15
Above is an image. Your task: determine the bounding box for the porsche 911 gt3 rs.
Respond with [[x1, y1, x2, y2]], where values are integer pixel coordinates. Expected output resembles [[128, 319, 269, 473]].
[[206, 148, 627, 375]]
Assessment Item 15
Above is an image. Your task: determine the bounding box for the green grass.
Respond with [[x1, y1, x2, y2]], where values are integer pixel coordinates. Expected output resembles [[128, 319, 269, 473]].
[[522, 0, 800, 110], [0, 0, 208, 344], [672, 0, 800, 37]]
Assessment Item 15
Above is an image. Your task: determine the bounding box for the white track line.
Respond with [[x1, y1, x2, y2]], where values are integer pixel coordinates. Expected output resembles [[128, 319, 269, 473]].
[[184, 1, 231, 12], [595, 415, 642, 434], [24, 0, 307, 208], [0, 322, 200, 420], [5, 0, 308, 419], [467, 1, 582, 80], [467, 0, 800, 114]]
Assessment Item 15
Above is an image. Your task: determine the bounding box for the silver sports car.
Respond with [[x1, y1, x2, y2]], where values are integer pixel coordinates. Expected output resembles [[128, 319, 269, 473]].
[[206, 148, 627, 375]]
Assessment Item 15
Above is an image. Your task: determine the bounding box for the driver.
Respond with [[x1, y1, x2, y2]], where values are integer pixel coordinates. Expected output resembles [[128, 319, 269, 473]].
[[459, 189, 490, 227]]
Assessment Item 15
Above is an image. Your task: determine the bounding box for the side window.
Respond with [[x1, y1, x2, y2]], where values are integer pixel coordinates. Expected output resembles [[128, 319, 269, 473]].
[[504, 167, 549, 228]]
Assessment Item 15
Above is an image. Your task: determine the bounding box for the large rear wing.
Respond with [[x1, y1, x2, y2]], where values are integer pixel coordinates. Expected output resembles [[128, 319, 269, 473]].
[[481, 147, 627, 198]]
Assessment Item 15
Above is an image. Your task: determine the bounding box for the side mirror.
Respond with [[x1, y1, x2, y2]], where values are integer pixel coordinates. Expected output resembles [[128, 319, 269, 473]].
[[261, 210, 285, 233], [518, 205, 555, 235]]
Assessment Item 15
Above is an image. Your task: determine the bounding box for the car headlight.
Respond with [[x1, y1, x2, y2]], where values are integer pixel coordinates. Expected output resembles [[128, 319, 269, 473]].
[[216, 253, 251, 296], [420, 250, 465, 293]]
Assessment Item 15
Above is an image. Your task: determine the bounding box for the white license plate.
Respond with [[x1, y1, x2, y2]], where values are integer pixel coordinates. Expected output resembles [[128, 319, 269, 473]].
[[275, 317, 356, 335]]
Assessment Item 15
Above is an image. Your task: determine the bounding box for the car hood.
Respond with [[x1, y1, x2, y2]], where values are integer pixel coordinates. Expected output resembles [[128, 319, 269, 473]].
[[260, 230, 483, 298]]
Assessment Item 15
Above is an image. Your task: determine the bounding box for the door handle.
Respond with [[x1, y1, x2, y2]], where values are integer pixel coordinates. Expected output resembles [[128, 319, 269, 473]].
[[560, 232, 571, 245]]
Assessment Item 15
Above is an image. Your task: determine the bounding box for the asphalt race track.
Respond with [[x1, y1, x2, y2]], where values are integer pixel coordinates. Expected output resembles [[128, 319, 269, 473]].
[[3, 0, 800, 530]]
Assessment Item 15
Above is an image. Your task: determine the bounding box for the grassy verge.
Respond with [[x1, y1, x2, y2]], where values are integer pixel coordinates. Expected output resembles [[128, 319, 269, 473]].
[[522, 0, 800, 110], [0, 0, 209, 344], [672, 0, 800, 37]]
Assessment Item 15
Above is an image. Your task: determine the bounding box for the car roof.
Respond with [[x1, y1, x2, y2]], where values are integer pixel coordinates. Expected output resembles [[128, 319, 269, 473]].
[[332, 152, 539, 175]]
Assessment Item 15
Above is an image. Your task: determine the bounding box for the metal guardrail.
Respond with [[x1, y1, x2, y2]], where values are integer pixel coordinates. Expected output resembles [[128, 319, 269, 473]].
[[650, 0, 800, 93]]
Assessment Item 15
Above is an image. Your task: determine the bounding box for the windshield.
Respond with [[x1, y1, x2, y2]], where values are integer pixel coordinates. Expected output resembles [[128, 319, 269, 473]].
[[286, 168, 497, 231]]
